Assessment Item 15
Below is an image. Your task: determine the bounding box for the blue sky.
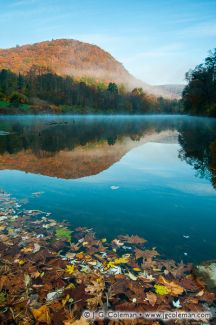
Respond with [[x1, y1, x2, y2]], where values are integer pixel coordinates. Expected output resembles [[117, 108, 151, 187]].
[[0, 0, 215, 85]]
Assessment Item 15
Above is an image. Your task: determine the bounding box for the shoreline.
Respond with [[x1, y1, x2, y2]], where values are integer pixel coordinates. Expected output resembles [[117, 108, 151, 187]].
[[0, 111, 216, 119], [0, 190, 215, 324]]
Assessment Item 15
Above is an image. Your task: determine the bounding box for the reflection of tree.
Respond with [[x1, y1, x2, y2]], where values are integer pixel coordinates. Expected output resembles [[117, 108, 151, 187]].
[[1, 117, 216, 189], [178, 119, 216, 189], [0, 118, 180, 157], [210, 141, 216, 189]]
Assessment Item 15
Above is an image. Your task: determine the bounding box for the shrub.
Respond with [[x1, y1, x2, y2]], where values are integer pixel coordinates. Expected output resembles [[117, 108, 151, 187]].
[[9, 92, 28, 107]]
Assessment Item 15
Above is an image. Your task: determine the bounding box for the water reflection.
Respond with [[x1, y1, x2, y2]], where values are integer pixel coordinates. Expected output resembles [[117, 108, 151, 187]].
[[0, 115, 216, 262], [0, 115, 216, 186]]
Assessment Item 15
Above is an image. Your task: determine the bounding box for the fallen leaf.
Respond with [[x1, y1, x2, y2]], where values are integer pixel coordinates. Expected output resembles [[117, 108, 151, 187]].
[[172, 299, 182, 308], [21, 246, 33, 254], [33, 243, 41, 253], [66, 265, 75, 275], [135, 248, 159, 261], [64, 316, 89, 325], [31, 305, 51, 324], [154, 284, 170, 295], [145, 292, 157, 306], [127, 271, 137, 281], [196, 289, 204, 297], [119, 235, 147, 244], [158, 276, 184, 296]]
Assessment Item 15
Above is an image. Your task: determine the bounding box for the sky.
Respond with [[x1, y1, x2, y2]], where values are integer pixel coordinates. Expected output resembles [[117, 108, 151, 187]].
[[0, 0, 216, 85]]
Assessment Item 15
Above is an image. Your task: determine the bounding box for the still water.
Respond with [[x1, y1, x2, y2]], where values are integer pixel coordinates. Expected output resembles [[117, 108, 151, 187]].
[[0, 115, 216, 262]]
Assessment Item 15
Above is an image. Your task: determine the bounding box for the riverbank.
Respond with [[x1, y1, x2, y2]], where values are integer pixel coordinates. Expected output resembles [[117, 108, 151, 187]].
[[0, 105, 181, 116], [0, 190, 215, 324]]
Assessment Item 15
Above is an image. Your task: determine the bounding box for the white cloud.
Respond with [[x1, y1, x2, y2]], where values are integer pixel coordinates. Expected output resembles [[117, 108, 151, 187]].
[[169, 182, 216, 196]]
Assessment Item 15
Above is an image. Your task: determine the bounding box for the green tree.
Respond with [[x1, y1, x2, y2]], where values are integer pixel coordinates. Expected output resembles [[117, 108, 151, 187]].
[[10, 92, 27, 107], [107, 82, 118, 94], [182, 48, 216, 116]]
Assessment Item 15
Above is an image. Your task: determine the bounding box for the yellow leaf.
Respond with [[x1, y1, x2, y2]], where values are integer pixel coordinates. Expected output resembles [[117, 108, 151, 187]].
[[62, 294, 70, 306], [31, 271, 41, 279], [133, 267, 141, 272], [32, 305, 51, 324], [66, 265, 75, 275], [84, 255, 92, 262], [18, 259, 25, 265], [76, 252, 84, 259], [82, 241, 88, 246], [21, 247, 33, 253], [154, 284, 170, 295], [106, 261, 115, 269], [114, 257, 129, 264], [107, 256, 130, 268], [66, 283, 75, 289]]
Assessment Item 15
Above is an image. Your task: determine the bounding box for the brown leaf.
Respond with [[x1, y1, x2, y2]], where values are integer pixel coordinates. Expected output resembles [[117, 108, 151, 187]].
[[0, 275, 9, 291], [183, 297, 199, 305], [135, 248, 159, 261], [200, 291, 216, 301], [158, 276, 184, 296], [119, 235, 147, 245], [85, 278, 104, 295], [64, 316, 89, 325], [180, 276, 200, 291], [145, 292, 157, 306], [128, 281, 145, 299], [86, 293, 103, 308]]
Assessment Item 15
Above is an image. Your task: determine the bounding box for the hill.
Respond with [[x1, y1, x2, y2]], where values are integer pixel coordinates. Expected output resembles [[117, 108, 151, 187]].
[[0, 130, 176, 179], [0, 39, 177, 98], [157, 84, 185, 98]]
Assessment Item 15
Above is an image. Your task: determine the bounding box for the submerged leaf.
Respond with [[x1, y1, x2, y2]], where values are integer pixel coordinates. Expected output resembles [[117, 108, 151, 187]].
[[158, 276, 184, 296], [119, 235, 147, 244], [154, 284, 170, 295], [135, 248, 159, 261], [55, 227, 72, 241]]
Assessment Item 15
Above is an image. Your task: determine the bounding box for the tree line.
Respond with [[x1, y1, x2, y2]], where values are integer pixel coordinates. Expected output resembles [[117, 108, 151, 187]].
[[182, 48, 216, 116], [0, 66, 181, 114]]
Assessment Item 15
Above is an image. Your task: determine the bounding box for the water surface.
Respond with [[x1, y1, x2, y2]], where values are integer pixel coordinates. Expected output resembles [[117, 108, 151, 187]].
[[0, 115, 216, 262]]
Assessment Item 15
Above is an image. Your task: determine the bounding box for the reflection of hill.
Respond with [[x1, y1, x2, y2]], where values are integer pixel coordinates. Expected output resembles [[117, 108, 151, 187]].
[[0, 131, 177, 179]]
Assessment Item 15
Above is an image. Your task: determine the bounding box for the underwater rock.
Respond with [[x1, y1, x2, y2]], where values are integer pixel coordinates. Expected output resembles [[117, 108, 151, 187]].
[[0, 131, 10, 136], [195, 261, 216, 292]]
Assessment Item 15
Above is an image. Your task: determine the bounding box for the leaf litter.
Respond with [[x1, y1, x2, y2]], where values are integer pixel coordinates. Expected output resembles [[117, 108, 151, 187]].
[[0, 189, 215, 324]]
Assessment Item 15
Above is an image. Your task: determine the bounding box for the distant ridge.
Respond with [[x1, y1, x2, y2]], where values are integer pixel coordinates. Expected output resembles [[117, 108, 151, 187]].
[[0, 39, 180, 98], [156, 84, 185, 98]]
